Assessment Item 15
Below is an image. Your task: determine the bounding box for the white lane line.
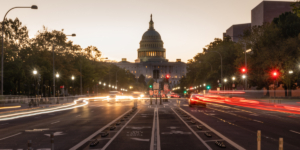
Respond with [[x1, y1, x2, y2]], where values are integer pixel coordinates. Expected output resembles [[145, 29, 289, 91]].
[[156, 107, 161, 150], [101, 109, 141, 150], [150, 107, 156, 150], [180, 108, 246, 150], [51, 121, 60, 124], [172, 108, 212, 150], [131, 138, 150, 141], [0, 132, 22, 141], [290, 130, 300, 135], [69, 109, 132, 150], [205, 139, 224, 142]]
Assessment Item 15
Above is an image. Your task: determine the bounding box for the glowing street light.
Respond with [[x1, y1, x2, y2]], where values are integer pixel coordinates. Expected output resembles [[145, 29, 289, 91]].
[[109, 84, 111, 87], [71, 76, 75, 80], [224, 78, 227, 83], [99, 82, 101, 85], [33, 70, 37, 75], [103, 83, 106, 86], [203, 83, 206, 86], [242, 75, 246, 79], [232, 77, 236, 81], [56, 73, 59, 78], [289, 70, 293, 74]]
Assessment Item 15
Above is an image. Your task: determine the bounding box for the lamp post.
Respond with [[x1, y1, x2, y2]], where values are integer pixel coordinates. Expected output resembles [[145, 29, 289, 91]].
[[52, 34, 76, 97], [288, 70, 293, 97], [206, 51, 222, 89], [242, 75, 246, 90], [56, 73, 59, 97], [224, 78, 227, 90], [33, 70, 37, 95], [232, 76, 236, 90], [71, 76, 75, 96], [1, 5, 38, 95]]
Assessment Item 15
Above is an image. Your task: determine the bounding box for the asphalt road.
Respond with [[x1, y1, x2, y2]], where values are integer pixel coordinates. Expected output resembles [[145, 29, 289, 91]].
[[0, 97, 300, 150]]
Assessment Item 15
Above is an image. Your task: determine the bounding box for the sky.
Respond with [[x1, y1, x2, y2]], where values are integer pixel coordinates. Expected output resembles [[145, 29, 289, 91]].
[[0, 0, 294, 63]]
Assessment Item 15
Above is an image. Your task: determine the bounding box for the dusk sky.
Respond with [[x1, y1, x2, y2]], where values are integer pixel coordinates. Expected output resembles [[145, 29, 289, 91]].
[[1, 0, 293, 62]]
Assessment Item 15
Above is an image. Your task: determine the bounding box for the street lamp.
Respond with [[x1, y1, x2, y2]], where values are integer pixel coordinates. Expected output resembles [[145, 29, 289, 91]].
[[232, 77, 236, 81], [1, 5, 38, 95], [203, 83, 206, 86], [289, 70, 293, 74], [224, 78, 227, 90], [33, 70, 37, 95], [242, 75, 246, 79], [99, 82, 101, 85], [71, 76, 75, 96], [52, 34, 76, 97], [103, 83, 106, 86], [205, 51, 222, 90]]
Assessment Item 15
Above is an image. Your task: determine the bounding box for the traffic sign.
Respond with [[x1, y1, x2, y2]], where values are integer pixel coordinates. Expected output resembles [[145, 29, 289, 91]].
[[149, 90, 153, 96], [153, 82, 159, 90], [154, 90, 158, 95]]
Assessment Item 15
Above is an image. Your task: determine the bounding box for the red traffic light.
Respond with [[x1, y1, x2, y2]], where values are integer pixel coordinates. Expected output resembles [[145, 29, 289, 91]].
[[241, 67, 247, 73], [166, 74, 170, 79], [272, 71, 278, 77]]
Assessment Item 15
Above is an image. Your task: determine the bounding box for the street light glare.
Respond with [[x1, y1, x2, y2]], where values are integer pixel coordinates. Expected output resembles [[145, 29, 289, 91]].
[[71, 76, 75, 80], [289, 70, 293, 74], [232, 77, 236, 81], [31, 5, 38, 9], [242, 75, 246, 79], [33, 70, 37, 75], [56, 73, 59, 78]]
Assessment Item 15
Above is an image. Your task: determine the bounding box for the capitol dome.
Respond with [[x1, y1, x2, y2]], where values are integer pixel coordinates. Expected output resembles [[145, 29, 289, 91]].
[[137, 14, 167, 62]]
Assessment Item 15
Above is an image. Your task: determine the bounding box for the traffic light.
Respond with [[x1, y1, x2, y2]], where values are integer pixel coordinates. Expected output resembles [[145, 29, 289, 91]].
[[166, 74, 170, 79], [149, 85, 152, 88], [184, 90, 187, 94], [206, 86, 211, 90], [241, 67, 247, 73], [272, 71, 278, 79]]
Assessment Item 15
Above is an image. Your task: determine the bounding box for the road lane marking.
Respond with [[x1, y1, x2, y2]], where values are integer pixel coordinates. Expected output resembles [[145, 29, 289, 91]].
[[290, 130, 300, 135], [180, 108, 246, 150], [101, 109, 141, 150], [150, 107, 161, 150], [0, 132, 22, 141], [70, 109, 132, 150], [172, 108, 212, 150], [51, 121, 60, 124], [205, 139, 224, 142], [25, 128, 49, 132], [131, 138, 150, 141], [150, 108, 156, 150], [156, 107, 161, 150]]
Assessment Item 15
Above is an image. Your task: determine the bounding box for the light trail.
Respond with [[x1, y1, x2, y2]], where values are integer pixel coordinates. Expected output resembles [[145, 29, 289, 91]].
[[0, 99, 89, 121]]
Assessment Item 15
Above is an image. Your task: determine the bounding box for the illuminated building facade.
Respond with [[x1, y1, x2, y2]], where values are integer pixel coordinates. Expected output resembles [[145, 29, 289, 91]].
[[115, 15, 186, 88]]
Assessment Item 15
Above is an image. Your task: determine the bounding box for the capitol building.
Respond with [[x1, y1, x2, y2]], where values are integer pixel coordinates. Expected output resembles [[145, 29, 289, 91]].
[[115, 15, 186, 88]]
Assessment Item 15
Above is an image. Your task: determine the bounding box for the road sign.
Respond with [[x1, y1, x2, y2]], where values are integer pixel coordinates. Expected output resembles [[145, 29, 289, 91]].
[[149, 90, 153, 96], [164, 84, 168, 94], [153, 82, 159, 90], [154, 90, 158, 95]]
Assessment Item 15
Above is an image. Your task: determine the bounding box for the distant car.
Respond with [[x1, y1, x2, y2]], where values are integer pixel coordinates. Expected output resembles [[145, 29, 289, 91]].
[[167, 93, 180, 98], [188, 94, 206, 107], [108, 91, 122, 103]]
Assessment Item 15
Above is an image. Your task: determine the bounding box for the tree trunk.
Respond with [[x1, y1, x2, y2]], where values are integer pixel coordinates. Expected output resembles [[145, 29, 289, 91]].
[[284, 86, 287, 97], [265, 86, 270, 97]]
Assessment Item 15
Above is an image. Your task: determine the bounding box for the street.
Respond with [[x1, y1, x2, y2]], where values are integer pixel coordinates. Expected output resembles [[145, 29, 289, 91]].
[[0, 97, 299, 149]]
